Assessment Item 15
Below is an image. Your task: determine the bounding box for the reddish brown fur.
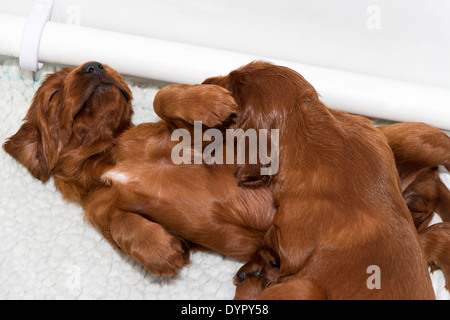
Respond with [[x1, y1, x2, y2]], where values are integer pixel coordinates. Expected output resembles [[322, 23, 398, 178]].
[[379, 123, 450, 229], [204, 61, 437, 299], [380, 123, 450, 288], [3, 62, 275, 276], [4, 61, 450, 298]]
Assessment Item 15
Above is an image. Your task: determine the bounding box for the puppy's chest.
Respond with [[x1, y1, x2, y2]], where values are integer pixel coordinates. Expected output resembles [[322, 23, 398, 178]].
[[99, 161, 180, 195], [102, 139, 167, 186], [101, 168, 132, 185]]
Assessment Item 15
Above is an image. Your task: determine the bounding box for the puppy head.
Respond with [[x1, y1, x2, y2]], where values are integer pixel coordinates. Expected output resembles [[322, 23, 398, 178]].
[[3, 61, 133, 182], [203, 61, 317, 185], [203, 60, 318, 131]]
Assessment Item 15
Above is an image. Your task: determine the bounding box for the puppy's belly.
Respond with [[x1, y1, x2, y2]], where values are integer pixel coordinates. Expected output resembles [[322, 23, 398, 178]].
[[100, 163, 270, 259]]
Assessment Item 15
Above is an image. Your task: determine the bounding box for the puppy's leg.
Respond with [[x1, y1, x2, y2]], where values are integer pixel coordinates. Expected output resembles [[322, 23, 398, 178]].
[[153, 84, 237, 128], [420, 222, 450, 289], [234, 253, 267, 286], [379, 122, 450, 171], [233, 250, 276, 299], [234, 277, 267, 300], [109, 211, 190, 276], [380, 122, 450, 224], [85, 191, 190, 276]]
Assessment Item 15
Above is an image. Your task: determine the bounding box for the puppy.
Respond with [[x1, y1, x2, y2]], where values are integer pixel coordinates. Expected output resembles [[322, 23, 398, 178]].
[[204, 61, 436, 299], [3, 61, 275, 276], [4, 62, 449, 296], [158, 83, 450, 292]]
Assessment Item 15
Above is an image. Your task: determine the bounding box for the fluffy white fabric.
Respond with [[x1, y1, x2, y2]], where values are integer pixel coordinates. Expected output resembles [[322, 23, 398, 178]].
[[0, 58, 449, 299]]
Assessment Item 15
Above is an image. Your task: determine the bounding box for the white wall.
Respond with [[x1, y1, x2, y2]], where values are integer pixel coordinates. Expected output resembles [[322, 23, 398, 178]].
[[1, 0, 449, 89]]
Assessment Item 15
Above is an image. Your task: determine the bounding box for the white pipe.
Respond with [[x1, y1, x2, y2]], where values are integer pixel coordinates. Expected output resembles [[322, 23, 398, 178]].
[[1, 12, 450, 131]]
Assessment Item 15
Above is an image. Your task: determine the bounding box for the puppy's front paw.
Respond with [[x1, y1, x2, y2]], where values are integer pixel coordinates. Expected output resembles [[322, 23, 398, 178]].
[[199, 85, 237, 127], [184, 85, 237, 128], [110, 213, 190, 276], [139, 235, 190, 276], [233, 256, 271, 300], [233, 256, 266, 285]]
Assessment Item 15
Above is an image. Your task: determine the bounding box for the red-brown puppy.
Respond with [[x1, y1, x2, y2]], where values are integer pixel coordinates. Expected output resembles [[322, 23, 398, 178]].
[[3, 62, 275, 276], [204, 61, 436, 299]]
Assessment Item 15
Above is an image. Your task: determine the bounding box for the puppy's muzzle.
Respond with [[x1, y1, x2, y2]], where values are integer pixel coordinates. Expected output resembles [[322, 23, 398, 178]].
[[82, 61, 104, 76]]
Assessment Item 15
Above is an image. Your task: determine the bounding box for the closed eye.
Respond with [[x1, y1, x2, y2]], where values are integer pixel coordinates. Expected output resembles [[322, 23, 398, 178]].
[[49, 89, 60, 102]]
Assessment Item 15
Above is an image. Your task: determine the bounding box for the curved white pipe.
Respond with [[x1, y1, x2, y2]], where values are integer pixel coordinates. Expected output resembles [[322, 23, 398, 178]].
[[1, 12, 450, 131]]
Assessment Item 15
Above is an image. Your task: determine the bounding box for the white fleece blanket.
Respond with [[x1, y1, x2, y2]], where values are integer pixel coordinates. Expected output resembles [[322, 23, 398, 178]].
[[0, 58, 449, 300]]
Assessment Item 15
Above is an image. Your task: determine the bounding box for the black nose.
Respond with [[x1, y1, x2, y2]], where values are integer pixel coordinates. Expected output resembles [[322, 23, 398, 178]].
[[82, 61, 104, 75]]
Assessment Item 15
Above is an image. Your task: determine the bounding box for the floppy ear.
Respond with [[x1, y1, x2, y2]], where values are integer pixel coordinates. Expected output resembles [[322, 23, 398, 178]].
[[3, 71, 68, 182], [3, 111, 52, 182]]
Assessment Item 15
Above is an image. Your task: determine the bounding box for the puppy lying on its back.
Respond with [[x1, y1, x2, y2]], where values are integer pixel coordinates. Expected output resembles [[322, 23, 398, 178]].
[[204, 61, 438, 299], [3, 61, 274, 276]]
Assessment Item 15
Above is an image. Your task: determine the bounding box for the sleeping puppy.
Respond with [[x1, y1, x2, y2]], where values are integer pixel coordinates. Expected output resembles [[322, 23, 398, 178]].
[[4, 62, 449, 297], [203, 61, 437, 299], [158, 79, 450, 293], [3, 61, 276, 276]]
